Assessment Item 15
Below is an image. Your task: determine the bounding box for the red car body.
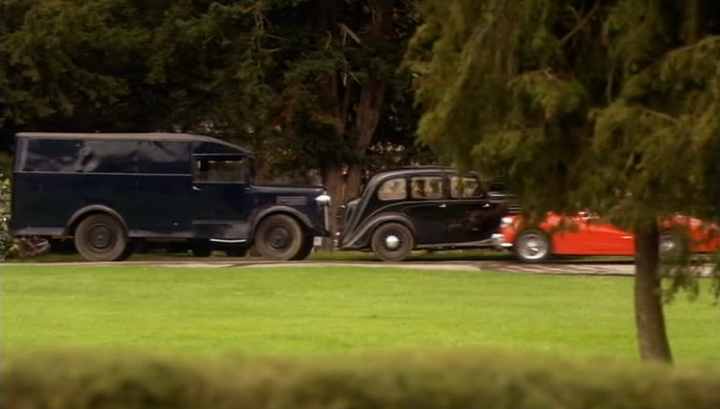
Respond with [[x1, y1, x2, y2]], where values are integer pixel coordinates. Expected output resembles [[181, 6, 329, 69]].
[[495, 212, 720, 261]]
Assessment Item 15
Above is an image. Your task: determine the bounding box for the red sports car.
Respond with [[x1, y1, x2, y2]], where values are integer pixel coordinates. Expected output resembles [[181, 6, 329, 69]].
[[493, 212, 720, 262]]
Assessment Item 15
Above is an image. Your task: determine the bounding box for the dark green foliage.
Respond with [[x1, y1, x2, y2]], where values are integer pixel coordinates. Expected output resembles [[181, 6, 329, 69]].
[[0, 0, 427, 184], [408, 0, 720, 226], [0, 168, 11, 260], [408, 1, 720, 359], [2, 350, 720, 409], [408, 0, 720, 252]]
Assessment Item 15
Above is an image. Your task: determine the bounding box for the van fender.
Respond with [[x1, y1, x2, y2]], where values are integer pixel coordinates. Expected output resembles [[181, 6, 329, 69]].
[[342, 212, 416, 250], [65, 205, 128, 235], [251, 206, 316, 238]]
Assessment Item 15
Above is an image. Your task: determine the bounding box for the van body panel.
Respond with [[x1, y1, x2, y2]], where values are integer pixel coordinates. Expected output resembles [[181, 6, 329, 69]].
[[11, 132, 329, 247]]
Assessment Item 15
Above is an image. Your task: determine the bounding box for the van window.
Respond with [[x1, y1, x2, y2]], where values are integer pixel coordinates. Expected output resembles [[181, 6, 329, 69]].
[[450, 176, 483, 198], [377, 178, 407, 201], [23, 139, 138, 173], [194, 158, 251, 183], [137, 141, 189, 174], [411, 177, 444, 199]]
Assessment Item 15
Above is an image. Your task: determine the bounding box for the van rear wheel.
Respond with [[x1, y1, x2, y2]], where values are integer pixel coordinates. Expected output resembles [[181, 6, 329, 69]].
[[74, 214, 128, 262], [255, 215, 307, 260]]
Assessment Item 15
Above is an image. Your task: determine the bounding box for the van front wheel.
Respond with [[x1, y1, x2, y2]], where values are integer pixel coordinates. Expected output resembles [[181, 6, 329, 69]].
[[255, 215, 307, 260], [74, 214, 128, 262]]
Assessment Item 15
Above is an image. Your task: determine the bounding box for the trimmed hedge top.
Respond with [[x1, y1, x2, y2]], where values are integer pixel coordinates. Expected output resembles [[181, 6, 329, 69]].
[[2, 350, 719, 409]]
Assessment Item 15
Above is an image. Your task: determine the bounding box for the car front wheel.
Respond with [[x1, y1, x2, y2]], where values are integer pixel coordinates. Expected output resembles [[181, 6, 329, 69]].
[[514, 229, 551, 263], [371, 222, 414, 262], [74, 214, 128, 262], [255, 214, 309, 260]]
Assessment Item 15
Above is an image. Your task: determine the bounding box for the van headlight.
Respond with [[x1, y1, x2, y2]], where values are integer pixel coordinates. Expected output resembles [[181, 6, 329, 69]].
[[315, 194, 331, 206]]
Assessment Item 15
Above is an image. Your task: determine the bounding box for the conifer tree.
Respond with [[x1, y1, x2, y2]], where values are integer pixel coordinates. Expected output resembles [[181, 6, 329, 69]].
[[408, 0, 720, 362]]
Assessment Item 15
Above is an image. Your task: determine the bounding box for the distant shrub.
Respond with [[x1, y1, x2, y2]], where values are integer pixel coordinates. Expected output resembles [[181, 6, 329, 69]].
[[2, 350, 719, 409], [0, 171, 13, 260]]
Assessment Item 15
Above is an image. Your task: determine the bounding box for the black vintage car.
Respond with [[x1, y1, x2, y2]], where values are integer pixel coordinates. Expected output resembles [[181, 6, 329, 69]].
[[337, 167, 509, 261], [11, 132, 330, 261]]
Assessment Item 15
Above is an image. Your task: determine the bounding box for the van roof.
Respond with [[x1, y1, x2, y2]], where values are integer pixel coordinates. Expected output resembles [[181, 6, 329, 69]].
[[16, 132, 254, 157]]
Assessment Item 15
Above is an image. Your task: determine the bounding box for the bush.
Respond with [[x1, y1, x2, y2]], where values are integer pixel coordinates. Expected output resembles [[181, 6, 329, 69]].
[[1, 350, 719, 409], [0, 170, 13, 260]]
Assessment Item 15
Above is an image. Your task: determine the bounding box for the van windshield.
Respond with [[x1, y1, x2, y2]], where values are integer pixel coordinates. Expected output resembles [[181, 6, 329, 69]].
[[194, 158, 252, 183]]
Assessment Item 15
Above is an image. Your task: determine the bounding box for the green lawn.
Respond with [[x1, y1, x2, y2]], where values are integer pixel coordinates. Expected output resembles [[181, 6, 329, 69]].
[[1, 265, 718, 362]]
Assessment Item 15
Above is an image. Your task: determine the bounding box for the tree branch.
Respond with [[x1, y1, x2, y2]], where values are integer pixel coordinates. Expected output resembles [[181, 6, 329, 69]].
[[559, 2, 601, 47]]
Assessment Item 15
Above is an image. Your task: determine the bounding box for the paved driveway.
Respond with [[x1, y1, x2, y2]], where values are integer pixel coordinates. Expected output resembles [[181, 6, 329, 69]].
[[1, 259, 634, 275], [5, 258, 716, 277]]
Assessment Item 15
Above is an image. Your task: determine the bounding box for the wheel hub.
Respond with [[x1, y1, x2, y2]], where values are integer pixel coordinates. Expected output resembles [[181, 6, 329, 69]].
[[269, 227, 290, 250], [89, 225, 113, 249], [518, 234, 548, 260], [385, 235, 401, 250]]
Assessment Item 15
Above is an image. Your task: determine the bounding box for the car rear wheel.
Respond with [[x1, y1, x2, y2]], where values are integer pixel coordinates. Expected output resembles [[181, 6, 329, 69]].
[[74, 214, 128, 262], [514, 229, 551, 262], [371, 223, 414, 262], [255, 214, 308, 260]]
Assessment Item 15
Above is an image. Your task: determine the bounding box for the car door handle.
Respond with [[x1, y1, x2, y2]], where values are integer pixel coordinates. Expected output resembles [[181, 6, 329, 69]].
[[192, 185, 202, 192], [438, 204, 447, 208]]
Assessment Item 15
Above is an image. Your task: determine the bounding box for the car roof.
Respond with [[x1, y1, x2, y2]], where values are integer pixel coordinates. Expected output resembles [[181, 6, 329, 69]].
[[16, 132, 253, 157], [370, 166, 474, 180]]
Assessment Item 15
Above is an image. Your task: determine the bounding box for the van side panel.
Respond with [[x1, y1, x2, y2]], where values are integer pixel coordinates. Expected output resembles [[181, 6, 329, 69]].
[[12, 137, 194, 238], [12, 173, 137, 236]]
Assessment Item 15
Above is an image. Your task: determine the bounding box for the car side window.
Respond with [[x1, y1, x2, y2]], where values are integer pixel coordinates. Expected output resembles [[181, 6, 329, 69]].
[[450, 176, 484, 199], [377, 178, 407, 201], [411, 177, 444, 199], [194, 158, 251, 183]]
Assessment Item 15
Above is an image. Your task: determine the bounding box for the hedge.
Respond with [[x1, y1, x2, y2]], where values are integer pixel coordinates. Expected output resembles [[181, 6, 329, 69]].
[[2, 350, 719, 409]]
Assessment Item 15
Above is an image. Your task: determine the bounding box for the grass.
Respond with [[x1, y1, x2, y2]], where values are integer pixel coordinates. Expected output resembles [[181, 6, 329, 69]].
[[1, 264, 718, 363]]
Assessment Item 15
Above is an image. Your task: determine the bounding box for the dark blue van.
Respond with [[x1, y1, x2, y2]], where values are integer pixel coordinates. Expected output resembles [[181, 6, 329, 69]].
[[11, 132, 330, 261]]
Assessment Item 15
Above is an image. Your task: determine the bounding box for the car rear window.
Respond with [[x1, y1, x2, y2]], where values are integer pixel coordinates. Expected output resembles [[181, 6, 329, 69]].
[[377, 178, 407, 201], [450, 176, 483, 198]]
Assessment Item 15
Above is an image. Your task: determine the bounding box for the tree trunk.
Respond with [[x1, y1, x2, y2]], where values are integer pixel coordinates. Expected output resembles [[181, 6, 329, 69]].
[[682, 0, 703, 45], [633, 221, 673, 363], [346, 78, 387, 200], [322, 164, 345, 250]]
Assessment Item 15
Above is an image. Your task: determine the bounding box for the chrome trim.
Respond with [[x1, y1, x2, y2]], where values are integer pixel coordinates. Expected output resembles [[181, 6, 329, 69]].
[[416, 238, 497, 250], [210, 239, 248, 244], [492, 233, 513, 249], [316, 193, 331, 232], [385, 235, 401, 250], [315, 194, 331, 205]]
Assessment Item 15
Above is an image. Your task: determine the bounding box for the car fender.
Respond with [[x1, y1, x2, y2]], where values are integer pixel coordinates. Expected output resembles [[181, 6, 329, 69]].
[[342, 212, 416, 250], [251, 206, 316, 237], [65, 205, 128, 235]]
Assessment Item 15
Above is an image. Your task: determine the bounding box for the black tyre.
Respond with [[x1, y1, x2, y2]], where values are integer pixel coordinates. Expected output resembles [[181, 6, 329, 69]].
[[254, 214, 308, 260], [291, 237, 314, 261], [514, 229, 551, 263], [191, 240, 212, 257], [371, 222, 414, 262], [74, 214, 128, 262]]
